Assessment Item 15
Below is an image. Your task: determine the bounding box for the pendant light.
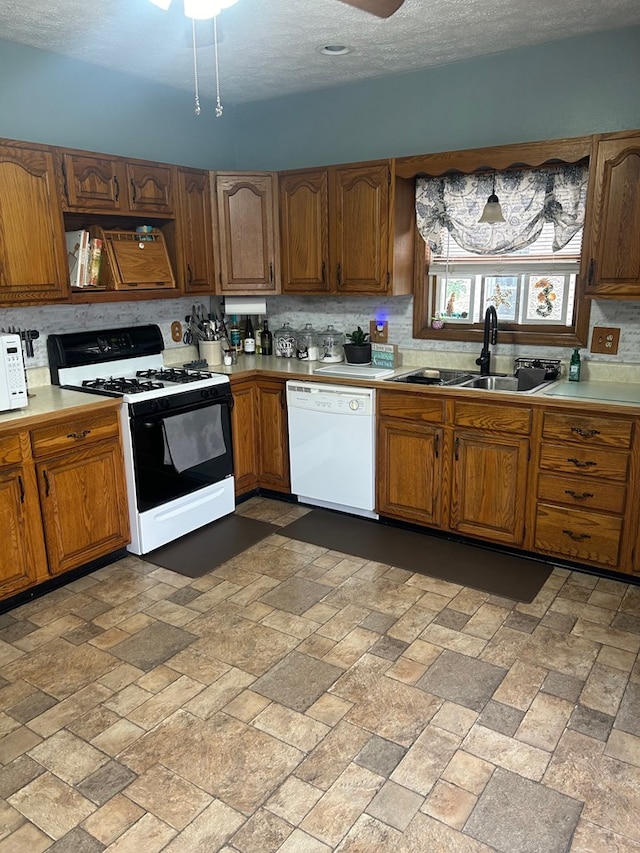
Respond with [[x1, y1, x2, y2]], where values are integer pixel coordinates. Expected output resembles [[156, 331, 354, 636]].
[[479, 172, 505, 224]]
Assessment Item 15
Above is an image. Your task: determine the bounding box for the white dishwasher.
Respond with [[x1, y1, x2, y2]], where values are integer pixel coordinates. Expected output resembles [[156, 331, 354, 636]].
[[286, 380, 377, 518]]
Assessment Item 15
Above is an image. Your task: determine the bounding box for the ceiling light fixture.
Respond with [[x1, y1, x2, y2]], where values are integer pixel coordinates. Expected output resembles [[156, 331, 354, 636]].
[[148, 0, 240, 116], [478, 171, 505, 224], [319, 44, 352, 56]]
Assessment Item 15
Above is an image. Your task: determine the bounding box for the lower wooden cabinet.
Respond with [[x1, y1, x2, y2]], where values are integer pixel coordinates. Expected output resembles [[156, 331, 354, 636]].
[[377, 418, 443, 526], [36, 439, 130, 576], [376, 388, 640, 576], [255, 378, 290, 492], [450, 430, 529, 546], [0, 436, 49, 598], [231, 376, 290, 497], [532, 408, 635, 571], [0, 405, 130, 602]]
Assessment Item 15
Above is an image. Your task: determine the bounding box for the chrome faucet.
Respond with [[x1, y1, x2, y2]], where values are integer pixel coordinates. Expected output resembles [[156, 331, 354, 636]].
[[476, 305, 498, 376]]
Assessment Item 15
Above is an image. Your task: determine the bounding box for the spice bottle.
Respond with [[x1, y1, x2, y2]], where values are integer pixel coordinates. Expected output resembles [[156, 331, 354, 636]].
[[568, 348, 581, 382]]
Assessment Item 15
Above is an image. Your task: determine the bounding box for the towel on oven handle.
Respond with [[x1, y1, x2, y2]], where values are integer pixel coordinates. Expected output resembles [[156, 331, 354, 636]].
[[162, 405, 226, 473]]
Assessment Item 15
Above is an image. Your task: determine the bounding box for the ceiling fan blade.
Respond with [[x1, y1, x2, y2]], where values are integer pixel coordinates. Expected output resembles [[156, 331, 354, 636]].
[[337, 0, 405, 17]]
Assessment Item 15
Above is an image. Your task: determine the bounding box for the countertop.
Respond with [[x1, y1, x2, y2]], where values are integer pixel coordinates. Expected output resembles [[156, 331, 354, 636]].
[[5, 357, 640, 429]]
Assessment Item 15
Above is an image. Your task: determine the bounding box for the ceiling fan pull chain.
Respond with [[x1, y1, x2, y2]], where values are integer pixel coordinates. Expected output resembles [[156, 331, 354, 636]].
[[192, 18, 201, 116], [213, 14, 223, 117]]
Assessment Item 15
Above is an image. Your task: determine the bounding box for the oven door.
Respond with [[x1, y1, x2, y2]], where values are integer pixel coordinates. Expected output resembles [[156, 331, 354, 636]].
[[128, 391, 233, 512]]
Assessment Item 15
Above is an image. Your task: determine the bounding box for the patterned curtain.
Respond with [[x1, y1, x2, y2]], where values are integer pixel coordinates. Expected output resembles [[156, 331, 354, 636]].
[[415, 164, 589, 256]]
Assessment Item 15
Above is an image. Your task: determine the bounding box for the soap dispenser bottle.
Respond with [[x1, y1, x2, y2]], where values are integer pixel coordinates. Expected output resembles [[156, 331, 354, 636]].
[[568, 348, 581, 382]]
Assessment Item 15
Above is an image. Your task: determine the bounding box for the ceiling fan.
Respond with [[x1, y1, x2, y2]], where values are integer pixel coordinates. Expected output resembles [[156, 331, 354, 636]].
[[337, 0, 406, 17]]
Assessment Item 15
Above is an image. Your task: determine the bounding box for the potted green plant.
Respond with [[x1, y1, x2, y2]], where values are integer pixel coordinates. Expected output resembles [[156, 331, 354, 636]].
[[343, 326, 372, 364]]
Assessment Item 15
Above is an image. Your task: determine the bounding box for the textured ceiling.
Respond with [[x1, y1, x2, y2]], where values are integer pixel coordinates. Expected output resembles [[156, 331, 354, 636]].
[[2, 0, 639, 106]]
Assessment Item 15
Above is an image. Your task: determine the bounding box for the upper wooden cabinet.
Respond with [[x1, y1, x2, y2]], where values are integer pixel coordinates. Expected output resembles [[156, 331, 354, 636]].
[[176, 168, 215, 294], [0, 142, 70, 305], [214, 172, 280, 294], [59, 150, 176, 217], [279, 160, 415, 296], [583, 130, 640, 298]]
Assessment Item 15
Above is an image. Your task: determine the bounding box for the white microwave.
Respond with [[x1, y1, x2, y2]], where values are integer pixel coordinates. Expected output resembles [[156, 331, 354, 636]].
[[0, 335, 28, 412]]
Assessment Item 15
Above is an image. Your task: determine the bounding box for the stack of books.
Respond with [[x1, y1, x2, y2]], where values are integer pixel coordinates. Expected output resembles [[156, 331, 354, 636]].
[[65, 230, 103, 288]]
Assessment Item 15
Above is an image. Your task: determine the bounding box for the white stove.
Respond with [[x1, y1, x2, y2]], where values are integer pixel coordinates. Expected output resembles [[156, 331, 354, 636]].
[[47, 325, 235, 555]]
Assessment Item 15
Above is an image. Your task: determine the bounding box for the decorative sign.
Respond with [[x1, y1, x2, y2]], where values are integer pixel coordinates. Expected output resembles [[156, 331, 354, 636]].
[[371, 343, 397, 369]]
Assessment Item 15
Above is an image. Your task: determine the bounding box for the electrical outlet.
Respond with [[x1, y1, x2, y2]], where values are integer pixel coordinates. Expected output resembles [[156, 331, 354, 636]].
[[171, 321, 183, 343], [590, 326, 620, 355], [370, 320, 388, 343]]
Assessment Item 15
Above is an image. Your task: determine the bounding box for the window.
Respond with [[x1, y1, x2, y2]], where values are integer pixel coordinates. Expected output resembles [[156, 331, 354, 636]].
[[430, 222, 581, 328], [408, 145, 593, 348]]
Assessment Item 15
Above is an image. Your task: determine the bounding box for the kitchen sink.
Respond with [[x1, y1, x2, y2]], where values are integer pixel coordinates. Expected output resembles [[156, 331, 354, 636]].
[[387, 367, 480, 386], [387, 367, 554, 393]]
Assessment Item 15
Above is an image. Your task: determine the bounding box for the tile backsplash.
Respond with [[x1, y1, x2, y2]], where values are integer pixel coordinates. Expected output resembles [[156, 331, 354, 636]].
[[4, 293, 640, 381]]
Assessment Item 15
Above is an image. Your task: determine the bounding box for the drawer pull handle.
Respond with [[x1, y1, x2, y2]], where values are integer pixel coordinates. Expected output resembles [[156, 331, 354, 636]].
[[571, 427, 601, 438], [565, 490, 594, 501], [562, 529, 591, 542], [567, 457, 597, 468], [66, 429, 91, 440]]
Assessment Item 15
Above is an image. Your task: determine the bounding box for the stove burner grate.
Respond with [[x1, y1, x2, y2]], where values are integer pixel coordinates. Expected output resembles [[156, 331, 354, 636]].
[[82, 376, 165, 394], [136, 368, 212, 384]]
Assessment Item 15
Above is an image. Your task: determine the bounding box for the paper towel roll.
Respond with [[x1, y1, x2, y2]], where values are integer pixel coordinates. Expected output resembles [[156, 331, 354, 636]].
[[224, 296, 268, 316]]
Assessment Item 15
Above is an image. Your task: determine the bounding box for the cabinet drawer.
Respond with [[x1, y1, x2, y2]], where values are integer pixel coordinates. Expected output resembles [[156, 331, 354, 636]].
[[0, 434, 22, 467], [453, 401, 531, 434], [31, 411, 120, 459], [542, 412, 633, 448], [534, 503, 622, 568], [539, 443, 628, 480], [537, 472, 626, 514], [377, 392, 444, 423]]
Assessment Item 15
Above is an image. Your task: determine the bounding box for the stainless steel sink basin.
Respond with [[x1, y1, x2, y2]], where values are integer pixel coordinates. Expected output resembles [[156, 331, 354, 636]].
[[387, 368, 479, 386], [459, 375, 551, 393]]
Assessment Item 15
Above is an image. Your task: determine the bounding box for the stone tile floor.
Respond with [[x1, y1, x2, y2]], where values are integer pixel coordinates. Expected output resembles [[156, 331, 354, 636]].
[[0, 496, 639, 852]]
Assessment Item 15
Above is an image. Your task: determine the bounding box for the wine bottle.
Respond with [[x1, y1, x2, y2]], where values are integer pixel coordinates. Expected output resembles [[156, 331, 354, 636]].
[[229, 315, 241, 352], [243, 316, 256, 354], [261, 319, 273, 356]]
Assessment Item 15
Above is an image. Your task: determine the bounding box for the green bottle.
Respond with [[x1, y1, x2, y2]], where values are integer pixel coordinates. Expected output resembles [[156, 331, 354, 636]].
[[568, 348, 581, 382]]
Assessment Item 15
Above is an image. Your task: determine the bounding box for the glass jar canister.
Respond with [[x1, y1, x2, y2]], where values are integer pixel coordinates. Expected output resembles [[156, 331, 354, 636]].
[[274, 322, 297, 358], [319, 325, 345, 363], [296, 323, 320, 361]]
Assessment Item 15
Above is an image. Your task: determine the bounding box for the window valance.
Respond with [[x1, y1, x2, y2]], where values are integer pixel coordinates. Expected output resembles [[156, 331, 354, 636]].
[[415, 163, 589, 256]]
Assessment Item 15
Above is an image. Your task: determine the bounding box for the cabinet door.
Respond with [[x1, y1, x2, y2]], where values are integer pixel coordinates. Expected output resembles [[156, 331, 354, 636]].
[[331, 162, 390, 294], [377, 418, 443, 526], [126, 162, 175, 216], [450, 430, 529, 545], [231, 379, 258, 496], [37, 439, 130, 575], [0, 465, 48, 597], [280, 170, 331, 293], [178, 168, 215, 293], [216, 173, 279, 293], [60, 152, 124, 212], [585, 133, 640, 297], [256, 379, 290, 491], [0, 145, 69, 304]]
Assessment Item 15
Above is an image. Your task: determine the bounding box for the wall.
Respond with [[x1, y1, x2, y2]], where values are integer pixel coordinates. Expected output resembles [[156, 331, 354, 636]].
[[0, 39, 237, 169], [2, 28, 640, 376], [232, 27, 640, 169]]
